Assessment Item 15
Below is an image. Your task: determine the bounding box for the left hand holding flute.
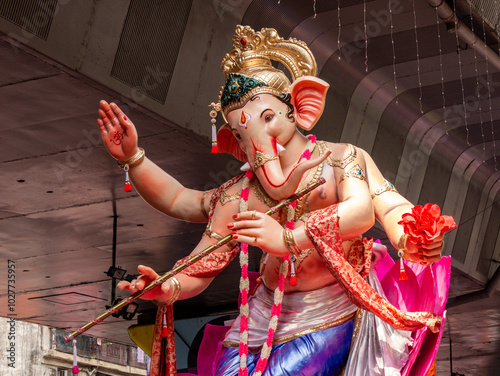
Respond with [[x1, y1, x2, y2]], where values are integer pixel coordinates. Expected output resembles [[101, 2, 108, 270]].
[[118, 265, 176, 303]]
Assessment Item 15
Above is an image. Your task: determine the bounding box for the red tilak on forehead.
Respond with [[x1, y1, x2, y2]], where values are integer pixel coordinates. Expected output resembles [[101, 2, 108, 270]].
[[239, 111, 252, 128]]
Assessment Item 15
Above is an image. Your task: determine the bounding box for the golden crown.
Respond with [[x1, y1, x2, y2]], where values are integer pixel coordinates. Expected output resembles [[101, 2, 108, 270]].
[[210, 25, 318, 118]]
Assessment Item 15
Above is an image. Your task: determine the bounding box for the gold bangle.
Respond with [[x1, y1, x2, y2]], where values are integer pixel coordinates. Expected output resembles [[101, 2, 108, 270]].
[[397, 233, 408, 258], [117, 147, 145, 170], [152, 276, 181, 306], [283, 228, 302, 257]]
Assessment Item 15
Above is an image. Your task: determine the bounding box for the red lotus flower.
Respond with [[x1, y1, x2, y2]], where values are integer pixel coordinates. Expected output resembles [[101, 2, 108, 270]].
[[398, 203, 456, 245]]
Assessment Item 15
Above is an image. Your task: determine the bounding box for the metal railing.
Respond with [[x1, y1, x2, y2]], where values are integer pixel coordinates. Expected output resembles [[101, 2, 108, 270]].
[[54, 328, 147, 369]]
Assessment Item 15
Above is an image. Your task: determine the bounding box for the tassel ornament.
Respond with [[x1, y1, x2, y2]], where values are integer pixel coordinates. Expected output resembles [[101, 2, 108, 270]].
[[72, 340, 79, 374], [117, 147, 145, 192], [398, 254, 408, 281], [290, 256, 297, 286], [161, 307, 169, 337], [398, 234, 408, 281], [124, 168, 133, 192], [210, 110, 218, 154]]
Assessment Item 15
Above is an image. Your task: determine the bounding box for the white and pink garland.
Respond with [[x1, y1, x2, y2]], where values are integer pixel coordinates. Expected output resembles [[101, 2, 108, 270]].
[[237, 135, 316, 376]]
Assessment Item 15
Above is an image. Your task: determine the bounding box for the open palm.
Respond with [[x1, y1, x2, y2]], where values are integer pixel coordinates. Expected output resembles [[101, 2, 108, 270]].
[[97, 100, 139, 161]]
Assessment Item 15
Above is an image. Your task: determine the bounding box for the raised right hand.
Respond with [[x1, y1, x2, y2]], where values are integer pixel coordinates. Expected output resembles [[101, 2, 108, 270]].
[[97, 100, 139, 162], [117, 265, 177, 302]]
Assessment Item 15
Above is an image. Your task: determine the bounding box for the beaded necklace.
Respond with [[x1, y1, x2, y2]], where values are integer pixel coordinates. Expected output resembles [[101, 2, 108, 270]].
[[237, 135, 316, 376]]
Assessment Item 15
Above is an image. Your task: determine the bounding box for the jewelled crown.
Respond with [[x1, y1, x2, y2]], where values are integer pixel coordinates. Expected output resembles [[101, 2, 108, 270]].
[[210, 25, 318, 119]]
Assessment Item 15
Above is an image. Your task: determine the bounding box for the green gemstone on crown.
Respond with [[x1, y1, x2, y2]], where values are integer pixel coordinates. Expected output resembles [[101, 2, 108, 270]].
[[229, 82, 239, 93], [221, 73, 268, 110]]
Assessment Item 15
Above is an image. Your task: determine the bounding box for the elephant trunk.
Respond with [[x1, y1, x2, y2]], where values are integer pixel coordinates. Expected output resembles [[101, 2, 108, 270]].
[[255, 150, 330, 201]]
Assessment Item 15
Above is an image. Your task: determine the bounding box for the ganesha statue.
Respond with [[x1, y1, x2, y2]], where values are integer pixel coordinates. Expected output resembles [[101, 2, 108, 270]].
[[97, 25, 452, 376]]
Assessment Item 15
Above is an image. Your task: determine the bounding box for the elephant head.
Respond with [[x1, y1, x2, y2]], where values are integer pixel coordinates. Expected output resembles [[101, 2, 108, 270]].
[[216, 76, 330, 200], [210, 25, 330, 200]]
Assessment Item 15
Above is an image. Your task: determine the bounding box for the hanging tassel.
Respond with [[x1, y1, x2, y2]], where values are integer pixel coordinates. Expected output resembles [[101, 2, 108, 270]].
[[124, 169, 133, 192], [72, 340, 79, 374], [397, 234, 408, 281], [398, 252, 408, 281], [161, 307, 169, 337], [289, 256, 297, 286], [210, 109, 218, 154]]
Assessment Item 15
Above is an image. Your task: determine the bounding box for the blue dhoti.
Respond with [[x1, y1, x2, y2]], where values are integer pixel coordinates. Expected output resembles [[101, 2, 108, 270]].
[[214, 282, 358, 376], [215, 318, 354, 376]]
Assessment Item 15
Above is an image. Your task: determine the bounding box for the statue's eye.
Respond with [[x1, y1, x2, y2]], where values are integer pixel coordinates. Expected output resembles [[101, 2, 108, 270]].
[[265, 114, 274, 122], [235, 133, 242, 140]]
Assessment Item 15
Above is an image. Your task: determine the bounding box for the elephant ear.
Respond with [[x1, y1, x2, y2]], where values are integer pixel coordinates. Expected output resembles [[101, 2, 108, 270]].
[[290, 76, 330, 131], [217, 124, 247, 162]]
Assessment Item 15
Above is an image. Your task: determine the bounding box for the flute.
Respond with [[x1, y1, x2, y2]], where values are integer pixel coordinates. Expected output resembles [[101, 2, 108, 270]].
[[65, 177, 326, 342]]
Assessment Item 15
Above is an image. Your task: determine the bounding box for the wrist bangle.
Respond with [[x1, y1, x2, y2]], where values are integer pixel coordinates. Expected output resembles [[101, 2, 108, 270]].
[[283, 228, 302, 257], [397, 233, 408, 258], [117, 147, 145, 170], [152, 276, 181, 306]]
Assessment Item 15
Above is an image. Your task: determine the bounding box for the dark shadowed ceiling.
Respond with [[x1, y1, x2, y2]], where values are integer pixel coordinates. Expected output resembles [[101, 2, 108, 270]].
[[0, 0, 499, 374]]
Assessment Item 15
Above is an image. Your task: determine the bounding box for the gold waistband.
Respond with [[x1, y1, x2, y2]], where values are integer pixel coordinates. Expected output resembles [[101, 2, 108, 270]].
[[222, 311, 356, 351]]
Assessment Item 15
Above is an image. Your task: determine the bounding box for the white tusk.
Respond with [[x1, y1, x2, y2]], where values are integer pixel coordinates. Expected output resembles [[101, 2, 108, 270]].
[[276, 143, 286, 154], [240, 162, 251, 171]]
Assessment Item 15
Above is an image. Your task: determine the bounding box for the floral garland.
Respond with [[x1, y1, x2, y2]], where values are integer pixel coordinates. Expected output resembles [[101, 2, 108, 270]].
[[237, 135, 316, 376], [238, 170, 253, 375]]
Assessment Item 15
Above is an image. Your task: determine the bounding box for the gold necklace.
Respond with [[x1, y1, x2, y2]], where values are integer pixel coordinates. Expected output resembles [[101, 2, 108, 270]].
[[250, 179, 280, 208]]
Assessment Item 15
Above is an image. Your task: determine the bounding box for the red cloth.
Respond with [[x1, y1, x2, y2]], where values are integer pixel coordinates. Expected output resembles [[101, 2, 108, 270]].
[[150, 305, 176, 376], [173, 247, 239, 278]]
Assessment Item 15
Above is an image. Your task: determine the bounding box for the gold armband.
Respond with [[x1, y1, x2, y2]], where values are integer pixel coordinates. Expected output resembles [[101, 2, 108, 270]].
[[204, 226, 224, 241], [371, 179, 398, 199], [339, 164, 367, 184], [200, 191, 209, 218]]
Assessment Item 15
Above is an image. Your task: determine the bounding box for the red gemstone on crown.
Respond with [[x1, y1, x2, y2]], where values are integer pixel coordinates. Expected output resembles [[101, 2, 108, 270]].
[[241, 38, 247, 46]]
